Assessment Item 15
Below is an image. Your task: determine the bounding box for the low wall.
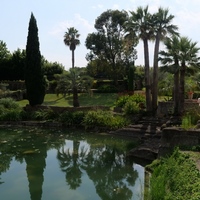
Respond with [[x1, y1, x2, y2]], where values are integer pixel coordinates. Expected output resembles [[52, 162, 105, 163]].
[[157, 99, 200, 116], [158, 127, 200, 157]]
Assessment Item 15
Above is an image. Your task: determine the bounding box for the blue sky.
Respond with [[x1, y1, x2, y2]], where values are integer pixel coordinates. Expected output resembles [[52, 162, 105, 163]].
[[1, 0, 200, 70]]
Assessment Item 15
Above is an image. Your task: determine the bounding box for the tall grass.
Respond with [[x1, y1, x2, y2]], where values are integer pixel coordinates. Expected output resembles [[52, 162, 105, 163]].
[[147, 148, 200, 199]]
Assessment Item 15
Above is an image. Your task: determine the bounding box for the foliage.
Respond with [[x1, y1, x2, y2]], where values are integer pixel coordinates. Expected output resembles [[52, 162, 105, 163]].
[[115, 93, 145, 108], [123, 101, 140, 115], [55, 68, 94, 97], [30, 109, 59, 121], [85, 9, 137, 84], [64, 27, 81, 107], [25, 13, 46, 106], [42, 58, 64, 81], [0, 98, 23, 121], [147, 148, 200, 200], [59, 111, 85, 126], [181, 108, 200, 129], [82, 110, 130, 130], [0, 97, 20, 109]]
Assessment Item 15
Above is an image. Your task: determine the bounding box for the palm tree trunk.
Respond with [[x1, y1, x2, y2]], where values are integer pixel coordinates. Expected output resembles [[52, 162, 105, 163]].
[[143, 38, 152, 112], [179, 63, 186, 113], [73, 86, 79, 107], [173, 64, 180, 115], [152, 33, 161, 115], [71, 49, 79, 107], [72, 50, 75, 68]]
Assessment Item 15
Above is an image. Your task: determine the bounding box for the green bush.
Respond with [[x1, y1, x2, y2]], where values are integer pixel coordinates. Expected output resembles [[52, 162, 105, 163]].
[[0, 98, 23, 121], [115, 95, 130, 107], [115, 93, 145, 114], [147, 148, 200, 200], [59, 111, 85, 126], [0, 98, 20, 109], [82, 110, 129, 130], [123, 101, 140, 115]]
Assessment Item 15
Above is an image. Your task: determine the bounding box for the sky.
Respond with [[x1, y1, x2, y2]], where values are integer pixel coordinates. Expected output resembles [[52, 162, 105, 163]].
[[1, 0, 200, 70]]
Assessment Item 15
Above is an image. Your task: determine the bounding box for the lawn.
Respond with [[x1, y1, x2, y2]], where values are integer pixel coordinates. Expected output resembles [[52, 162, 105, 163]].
[[17, 93, 118, 108]]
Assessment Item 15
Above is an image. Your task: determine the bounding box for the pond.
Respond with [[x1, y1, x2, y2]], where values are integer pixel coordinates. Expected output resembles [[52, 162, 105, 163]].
[[0, 127, 147, 200]]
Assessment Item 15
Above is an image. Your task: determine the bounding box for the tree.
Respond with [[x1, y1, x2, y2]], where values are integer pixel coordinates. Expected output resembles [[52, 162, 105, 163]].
[[128, 6, 153, 112], [0, 40, 11, 61], [159, 36, 200, 115], [55, 67, 93, 99], [64, 27, 80, 107], [0, 41, 12, 80], [11, 48, 26, 80], [25, 13, 46, 106], [86, 10, 137, 85], [159, 36, 181, 115], [152, 7, 179, 114], [178, 37, 200, 112]]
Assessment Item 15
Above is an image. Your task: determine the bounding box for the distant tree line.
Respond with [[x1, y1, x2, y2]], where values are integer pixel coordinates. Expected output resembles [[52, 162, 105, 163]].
[[0, 40, 64, 81]]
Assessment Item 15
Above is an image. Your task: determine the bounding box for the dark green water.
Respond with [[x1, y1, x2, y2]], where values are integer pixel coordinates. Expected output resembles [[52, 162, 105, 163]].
[[0, 127, 145, 200]]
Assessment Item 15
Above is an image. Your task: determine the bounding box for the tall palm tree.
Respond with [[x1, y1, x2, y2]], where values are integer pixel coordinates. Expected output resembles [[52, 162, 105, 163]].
[[64, 27, 80, 107], [128, 6, 154, 112], [159, 36, 200, 115], [152, 7, 179, 114], [178, 37, 200, 112], [159, 36, 181, 115]]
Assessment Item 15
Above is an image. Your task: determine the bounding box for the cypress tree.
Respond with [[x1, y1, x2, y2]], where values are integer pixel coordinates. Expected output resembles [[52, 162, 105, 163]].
[[25, 13, 46, 106]]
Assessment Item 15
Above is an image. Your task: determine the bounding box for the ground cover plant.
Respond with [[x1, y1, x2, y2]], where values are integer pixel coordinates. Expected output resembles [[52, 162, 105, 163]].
[[146, 148, 200, 200], [0, 98, 23, 121]]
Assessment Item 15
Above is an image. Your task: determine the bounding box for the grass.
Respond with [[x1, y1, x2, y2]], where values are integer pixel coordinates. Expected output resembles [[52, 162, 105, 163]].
[[146, 148, 200, 200], [17, 93, 118, 107]]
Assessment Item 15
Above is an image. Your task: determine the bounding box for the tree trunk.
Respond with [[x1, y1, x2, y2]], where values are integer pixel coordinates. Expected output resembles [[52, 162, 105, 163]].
[[143, 38, 152, 112], [73, 86, 79, 107], [72, 50, 75, 68], [179, 63, 186, 113], [173, 64, 180, 115], [152, 33, 160, 115]]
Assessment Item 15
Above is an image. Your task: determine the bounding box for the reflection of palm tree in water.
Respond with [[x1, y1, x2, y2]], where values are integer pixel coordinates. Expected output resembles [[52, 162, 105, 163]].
[[81, 145, 139, 200], [57, 138, 139, 200], [57, 140, 83, 189]]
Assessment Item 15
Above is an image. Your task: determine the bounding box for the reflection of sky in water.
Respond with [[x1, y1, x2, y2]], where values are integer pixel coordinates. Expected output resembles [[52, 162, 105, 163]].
[[0, 134, 145, 200]]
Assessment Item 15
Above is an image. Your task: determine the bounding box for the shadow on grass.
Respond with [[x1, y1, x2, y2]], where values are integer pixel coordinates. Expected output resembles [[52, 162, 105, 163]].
[[43, 96, 66, 106]]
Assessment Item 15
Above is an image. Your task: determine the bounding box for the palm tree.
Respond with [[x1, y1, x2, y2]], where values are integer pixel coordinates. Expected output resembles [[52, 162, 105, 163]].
[[159, 36, 200, 115], [128, 6, 154, 112], [152, 7, 179, 114], [159, 36, 181, 115], [55, 67, 94, 99], [64, 27, 80, 107], [178, 37, 200, 112]]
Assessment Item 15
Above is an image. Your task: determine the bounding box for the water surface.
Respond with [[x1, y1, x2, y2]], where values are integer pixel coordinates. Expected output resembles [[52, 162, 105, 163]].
[[0, 127, 145, 200]]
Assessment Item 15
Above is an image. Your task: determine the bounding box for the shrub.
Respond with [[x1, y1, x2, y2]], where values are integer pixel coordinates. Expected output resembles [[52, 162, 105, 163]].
[[82, 110, 129, 130], [0, 98, 23, 121], [32, 109, 59, 121], [148, 148, 200, 199], [115, 93, 145, 114], [123, 101, 140, 115], [59, 111, 85, 126], [115, 95, 130, 108], [0, 98, 20, 109]]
